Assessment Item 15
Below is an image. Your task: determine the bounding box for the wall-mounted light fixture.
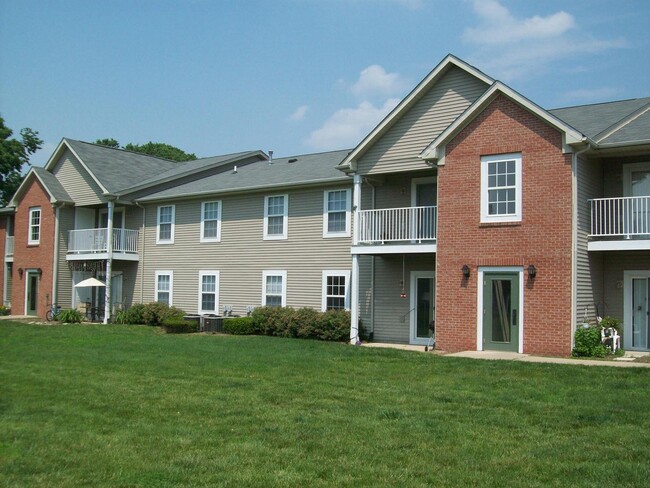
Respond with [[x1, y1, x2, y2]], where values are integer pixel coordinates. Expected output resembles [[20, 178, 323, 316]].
[[36, 268, 42, 277], [528, 264, 537, 279], [18, 268, 23, 278], [462, 264, 470, 279]]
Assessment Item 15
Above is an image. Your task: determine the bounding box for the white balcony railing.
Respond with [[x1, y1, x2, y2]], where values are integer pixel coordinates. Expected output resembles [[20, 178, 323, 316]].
[[5, 236, 14, 257], [590, 196, 650, 238], [68, 228, 139, 254], [356, 206, 437, 244]]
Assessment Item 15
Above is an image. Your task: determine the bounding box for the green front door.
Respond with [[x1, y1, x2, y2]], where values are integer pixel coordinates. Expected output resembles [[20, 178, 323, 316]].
[[26, 271, 39, 316], [483, 272, 519, 352]]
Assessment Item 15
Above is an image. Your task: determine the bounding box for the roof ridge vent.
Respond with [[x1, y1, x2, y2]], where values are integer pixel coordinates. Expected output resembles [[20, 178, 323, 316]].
[[268, 150, 274, 165], [232, 165, 238, 174]]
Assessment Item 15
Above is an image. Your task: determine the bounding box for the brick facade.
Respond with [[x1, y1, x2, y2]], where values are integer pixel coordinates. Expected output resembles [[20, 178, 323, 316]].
[[10, 178, 55, 317], [436, 94, 574, 356]]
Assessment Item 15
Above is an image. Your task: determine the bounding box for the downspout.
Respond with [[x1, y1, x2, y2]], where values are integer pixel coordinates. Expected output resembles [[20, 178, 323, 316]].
[[51, 204, 61, 307], [103, 200, 114, 324], [135, 202, 146, 304], [571, 140, 592, 349], [350, 174, 362, 344]]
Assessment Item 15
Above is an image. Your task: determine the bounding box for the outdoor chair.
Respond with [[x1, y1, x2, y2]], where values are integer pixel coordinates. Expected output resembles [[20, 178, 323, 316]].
[[600, 326, 621, 353]]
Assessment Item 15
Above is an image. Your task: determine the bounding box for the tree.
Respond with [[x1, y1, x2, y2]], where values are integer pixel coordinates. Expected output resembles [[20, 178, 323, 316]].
[[95, 138, 197, 163], [0, 116, 43, 206]]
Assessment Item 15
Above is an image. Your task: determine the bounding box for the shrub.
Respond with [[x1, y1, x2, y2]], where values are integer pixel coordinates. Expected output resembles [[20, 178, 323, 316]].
[[223, 317, 256, 335], [141, 303, 186, 326], [573, 326, 607, 358], [251, 306, 352, 342], [600, 316, 622, 334], [0, 305, 10, 316], [57, 308, 84, 324], [123, 303, 147, 325], [316, 309, 351, 341], [162, 317, 198, 334]]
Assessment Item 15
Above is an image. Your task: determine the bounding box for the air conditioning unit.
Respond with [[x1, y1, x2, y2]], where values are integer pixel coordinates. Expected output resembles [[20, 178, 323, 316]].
[[201, 315, 224, 333]]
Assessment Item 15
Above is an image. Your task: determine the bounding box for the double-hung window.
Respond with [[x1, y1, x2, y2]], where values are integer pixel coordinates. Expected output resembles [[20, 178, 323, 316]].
[[28, 207, 41, 245], [263, 270, 286, 307], [323, 189, 351, 237], [264, 195, 288, 239], [155, 271, 173, 305], [157, 205, 175, 244], [198, 271, 219, 314], [322, 270, 351, 311], [200, 201, 221, 242], [480, 153, 522, 223]]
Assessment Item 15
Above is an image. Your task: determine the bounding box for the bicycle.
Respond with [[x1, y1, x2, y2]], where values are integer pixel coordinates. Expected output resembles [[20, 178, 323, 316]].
[[46, 304, 61, 321]]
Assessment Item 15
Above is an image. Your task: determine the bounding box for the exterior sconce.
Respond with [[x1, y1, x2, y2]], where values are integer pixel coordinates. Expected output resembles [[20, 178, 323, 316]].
[[462, 265, 470, 279], [399, 280, 406, 299], [528, 264, 537, 279], [18, 268, 23, 278], [37, 268, 43, 277]]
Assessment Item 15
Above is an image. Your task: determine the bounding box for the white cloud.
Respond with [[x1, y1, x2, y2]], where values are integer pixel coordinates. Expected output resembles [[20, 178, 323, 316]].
[[305, 98, 400, 151], [290, 105, 309, 121], [350, 65, 410, 99], [463, 0, 625, 80]]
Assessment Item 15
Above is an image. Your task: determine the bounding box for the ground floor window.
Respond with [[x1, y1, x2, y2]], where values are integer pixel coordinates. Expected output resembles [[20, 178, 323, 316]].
[[156, 271, 173, 305], [322, 270, 350, 311], [199, 271, 219, 314], [263, 270, 286, 307]]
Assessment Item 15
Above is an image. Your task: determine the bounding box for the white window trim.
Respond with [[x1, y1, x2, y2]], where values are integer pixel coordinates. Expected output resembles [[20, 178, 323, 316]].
[[198, 270, 220, 314], [155, 270, 173, 306], [200, 201, 222, 243], [263, 194, 288, 240], [323, 189, 351, 238], [321, 270, 351, 311], [156, 205, 175, 244], [262, 270, 287, 307], [480, 153, 522, 223], [28, 207, 41, 245]]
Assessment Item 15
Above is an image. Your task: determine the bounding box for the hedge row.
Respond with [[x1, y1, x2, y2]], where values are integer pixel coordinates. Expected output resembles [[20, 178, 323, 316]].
[[114, 302, 186, 327]]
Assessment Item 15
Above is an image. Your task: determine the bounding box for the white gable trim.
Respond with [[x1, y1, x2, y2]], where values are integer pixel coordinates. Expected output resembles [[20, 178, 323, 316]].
[[44, 139, 109, 194], [8, 168, 63, 206], [419, 82, 587, 161], [593, 103, 650, 143], [337, 54, 493, 173]]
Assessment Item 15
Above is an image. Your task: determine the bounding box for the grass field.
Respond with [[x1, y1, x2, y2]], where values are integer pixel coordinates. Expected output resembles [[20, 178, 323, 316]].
[[1, 322, 649, 487]]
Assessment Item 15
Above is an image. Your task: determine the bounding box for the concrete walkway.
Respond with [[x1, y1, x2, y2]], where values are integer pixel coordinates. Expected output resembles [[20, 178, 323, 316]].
[[363, 342, 650, 368]]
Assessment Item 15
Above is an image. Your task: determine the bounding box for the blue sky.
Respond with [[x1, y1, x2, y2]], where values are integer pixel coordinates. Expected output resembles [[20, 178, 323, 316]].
[[1, 0, 648, 166]]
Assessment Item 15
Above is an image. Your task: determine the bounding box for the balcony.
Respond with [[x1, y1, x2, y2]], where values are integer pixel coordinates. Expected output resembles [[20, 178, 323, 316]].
[[352, 206, 437, 255], [67, 228, 140, 261], [589, 196, 650, 251], [5, 236, 13, 261]]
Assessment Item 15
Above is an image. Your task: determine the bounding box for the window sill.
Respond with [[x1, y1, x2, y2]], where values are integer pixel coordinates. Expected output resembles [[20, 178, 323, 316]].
[[479, 221, 522, 228]]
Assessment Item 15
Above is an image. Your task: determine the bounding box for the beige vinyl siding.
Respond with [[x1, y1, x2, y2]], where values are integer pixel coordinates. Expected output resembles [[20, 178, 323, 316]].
[[356, 67, 488, 176], [112, 262, 139, 308], [602, 252, 650, 321], [370, 254, 436, 344], [56, 206, 75, 307], [576, 156, 604, 325], [139, 185, 352, 315], [52, 149, 105, 205]]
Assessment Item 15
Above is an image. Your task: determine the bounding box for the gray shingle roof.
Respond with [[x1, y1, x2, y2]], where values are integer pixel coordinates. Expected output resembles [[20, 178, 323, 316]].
[[549, 97, 650, 141], [31, 166, 73, 203], [64, 139, 180, 194], [137, 149, 351, 201], [598, 110, 650, 145]]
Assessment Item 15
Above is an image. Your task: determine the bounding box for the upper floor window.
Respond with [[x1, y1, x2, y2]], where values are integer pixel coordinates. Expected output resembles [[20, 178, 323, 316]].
[[264, 195, 288, 240], [200, 201, 221, 242], [28, 207, 41, 245], [263, 270, 286, 307], [480, 153, 522, 223], [323, 189, 351, 237], [157, 205, 175, 244], [198, 271, 219, 314], [155, 271, 173, 305], [322, 270, 351, 311]]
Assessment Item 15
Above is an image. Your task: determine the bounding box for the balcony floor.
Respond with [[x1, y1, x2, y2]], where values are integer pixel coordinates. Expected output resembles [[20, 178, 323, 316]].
[[588, 238, 650, 251], [66, 252, 140, 261], [351, 242, 437, 255]]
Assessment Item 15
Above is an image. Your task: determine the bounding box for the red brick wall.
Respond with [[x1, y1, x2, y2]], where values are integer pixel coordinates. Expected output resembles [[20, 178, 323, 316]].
[[11, 178, 55, 317], [0, 217, 5, 306], [436, 94, 573, 356]]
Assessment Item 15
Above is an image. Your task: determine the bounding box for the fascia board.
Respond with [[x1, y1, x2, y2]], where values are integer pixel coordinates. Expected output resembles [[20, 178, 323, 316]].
[[337, 54, 494, 172]]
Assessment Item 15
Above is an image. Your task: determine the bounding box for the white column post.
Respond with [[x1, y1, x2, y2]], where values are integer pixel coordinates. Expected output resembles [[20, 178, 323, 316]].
[[350, 174, 362, 343], [103, 200, 114, 324]]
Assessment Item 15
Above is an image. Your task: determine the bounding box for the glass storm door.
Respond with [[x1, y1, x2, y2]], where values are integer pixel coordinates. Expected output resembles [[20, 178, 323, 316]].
[[410, 272, 435, 344], [26, 271, 39, 315], [483, 273, 519, 352], [632, 278, 649, 349]]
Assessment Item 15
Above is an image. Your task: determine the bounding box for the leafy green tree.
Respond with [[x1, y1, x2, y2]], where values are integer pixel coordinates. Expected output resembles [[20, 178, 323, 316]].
[[94, 138, 197, 163], [0, 116, 43, 206]]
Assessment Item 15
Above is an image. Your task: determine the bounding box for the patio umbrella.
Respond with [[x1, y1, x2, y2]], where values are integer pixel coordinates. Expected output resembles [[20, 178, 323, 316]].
[[74, 277, 106, 288]]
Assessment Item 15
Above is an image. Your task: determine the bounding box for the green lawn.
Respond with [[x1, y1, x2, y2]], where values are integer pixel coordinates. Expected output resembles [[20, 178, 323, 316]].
[[1, 322, 649, 487]]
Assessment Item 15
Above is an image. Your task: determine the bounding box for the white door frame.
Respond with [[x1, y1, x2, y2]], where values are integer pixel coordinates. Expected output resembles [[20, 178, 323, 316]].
[[409, 270, 435, 345], [622, 162, 650, 196], [477, 266, 524, 353], [23, 269, 40, 315], [623, 270, 650, 351]]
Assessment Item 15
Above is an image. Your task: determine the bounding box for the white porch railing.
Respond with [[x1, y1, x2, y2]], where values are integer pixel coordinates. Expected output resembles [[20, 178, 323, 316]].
[[590, 196, 650, 238], [68, 228, 139, 254], [356, 206, 437, 244], [5, 236, 14, 257]]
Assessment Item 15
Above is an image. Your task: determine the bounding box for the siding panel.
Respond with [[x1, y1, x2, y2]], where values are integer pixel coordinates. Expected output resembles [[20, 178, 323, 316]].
[[52, 149, 105, 206]]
